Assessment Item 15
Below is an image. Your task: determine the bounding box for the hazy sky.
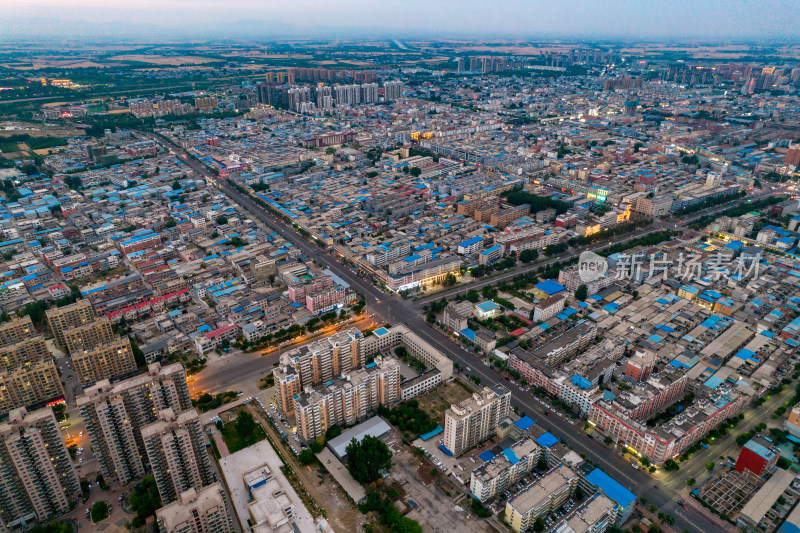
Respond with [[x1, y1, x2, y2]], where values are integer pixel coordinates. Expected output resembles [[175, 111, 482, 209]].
[[3, 0, 799, 40]]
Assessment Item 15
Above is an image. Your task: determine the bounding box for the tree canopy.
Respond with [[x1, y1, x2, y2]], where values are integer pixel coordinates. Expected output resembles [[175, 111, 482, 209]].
[[346, 435, 392, 484]]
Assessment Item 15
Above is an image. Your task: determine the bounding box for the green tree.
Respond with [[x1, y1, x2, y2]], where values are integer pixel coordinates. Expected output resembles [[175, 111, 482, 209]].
[[533, 517, 545, 532], [235, 411, 257, 436], [409, 167, 422, 177], [91, 501, 109, 523], [298, 449, 317, 465], [686, 478, 695, 486], [325, 424, 342, 440], [171, 180, 181, 190], [28, 521, 73, 533], [165, 217, 177, 228], [129, 475, 161, 527], [216, 215, 229, 225], [575, 284, 588, 301], [519, 249, 538, 263], [346, 435, 392, 484]]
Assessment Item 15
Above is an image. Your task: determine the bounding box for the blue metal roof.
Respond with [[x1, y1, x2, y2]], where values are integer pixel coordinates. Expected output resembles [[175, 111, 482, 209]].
[[584, 468, 636, 509], [514, 416, 535, 430], [535, 432, 559, 448]]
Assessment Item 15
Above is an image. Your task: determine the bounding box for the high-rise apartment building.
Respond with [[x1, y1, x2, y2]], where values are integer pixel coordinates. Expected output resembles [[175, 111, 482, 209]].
[[72, 336, 138, 387], [360, 83, 379, 104], [63, 317, 114, 354], [443, 384, 511, 456], [316, 85, 333, 111], [142, 408, 215, 505], [0, 316, 35, 346], [334, 84, 361, 106], [273, 328, 363, 414], [77, 362, 191, 484], [0, 317, 65, 417], [294, 356, 400, 442], [0, 407, 80, 527], [383, 80, 404, 102], [46, 299, 94, 348], [156, 483, 233, 533]]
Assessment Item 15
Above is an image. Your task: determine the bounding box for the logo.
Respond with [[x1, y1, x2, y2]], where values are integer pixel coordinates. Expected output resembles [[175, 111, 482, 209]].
[[578, 251, 608, 282]]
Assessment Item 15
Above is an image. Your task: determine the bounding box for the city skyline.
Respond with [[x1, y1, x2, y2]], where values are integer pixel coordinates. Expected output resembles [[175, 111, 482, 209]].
[[3, 0, 800, 41]]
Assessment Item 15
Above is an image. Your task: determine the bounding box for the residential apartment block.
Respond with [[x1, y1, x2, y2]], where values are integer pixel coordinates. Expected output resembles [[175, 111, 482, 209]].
[[46, 299, 94, 348], [443, 384, 511, 456], [156, 483, 233, 533], [0, 407, 80, 527], [294, 355, 400, 442], [142, 408, 215, 505], [504, 464, 578, 533], [470, 438, 542, 503], [77, 362, 191, 484]]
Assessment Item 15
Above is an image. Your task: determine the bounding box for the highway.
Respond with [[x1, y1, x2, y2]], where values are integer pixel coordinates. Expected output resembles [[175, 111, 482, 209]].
[[148, 131, 751, 532]]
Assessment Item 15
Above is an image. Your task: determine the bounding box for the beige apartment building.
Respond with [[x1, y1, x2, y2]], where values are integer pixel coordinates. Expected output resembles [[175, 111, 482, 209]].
[[72, 337, 138, 387], [77, 362, 191, 485], [156, 483, 233, 533], [63, 317, 115, 354], [443, 384, 511, 456], [0, 407, 80, 527], [46, 299, 95, 348], [142, 408, 215, 505]]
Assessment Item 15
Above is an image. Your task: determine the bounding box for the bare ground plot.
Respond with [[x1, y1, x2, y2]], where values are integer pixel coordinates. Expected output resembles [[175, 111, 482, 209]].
[[414, 379, 474, 425], [246, 403, 365, 533], [390, 439, 492, 533]]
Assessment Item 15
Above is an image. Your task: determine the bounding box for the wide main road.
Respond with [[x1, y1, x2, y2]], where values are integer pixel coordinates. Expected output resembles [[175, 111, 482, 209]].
[[149, 132, 725, 532]]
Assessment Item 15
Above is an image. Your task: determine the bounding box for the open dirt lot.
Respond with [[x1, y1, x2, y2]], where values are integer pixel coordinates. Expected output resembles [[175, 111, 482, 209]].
[[390, 436, 493, 533], [415, 379, 474, 425]]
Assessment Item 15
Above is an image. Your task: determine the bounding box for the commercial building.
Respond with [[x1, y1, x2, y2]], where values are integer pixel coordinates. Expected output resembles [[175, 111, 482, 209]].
[[0, 407, 80, 527], [443, 384, 511, 456], [45, 299, 94, 348], [735, 436, 781, 478], [142, 408, 215, 505], [156, 483, 233, 533], [504, 464, 578, 533], [77, 362, 191, 485], [470, 438, 542, 502]]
